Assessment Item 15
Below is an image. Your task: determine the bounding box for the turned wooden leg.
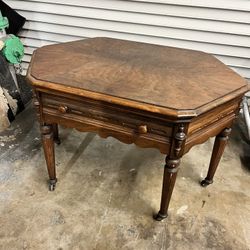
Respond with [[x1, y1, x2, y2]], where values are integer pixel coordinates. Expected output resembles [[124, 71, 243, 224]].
[[41, 124, 57, 191], [154, 157, 180, 221], [201, 127, 232, 187], [52, 123, 61, 145]]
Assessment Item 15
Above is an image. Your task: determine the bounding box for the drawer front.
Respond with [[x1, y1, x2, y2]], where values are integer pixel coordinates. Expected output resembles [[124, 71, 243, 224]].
[[40, 92, 173, 154]]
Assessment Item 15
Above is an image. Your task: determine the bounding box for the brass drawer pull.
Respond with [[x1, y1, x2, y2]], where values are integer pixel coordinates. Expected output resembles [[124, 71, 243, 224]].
[[58, 105, 69, 113], [138, 125, 147, 134]]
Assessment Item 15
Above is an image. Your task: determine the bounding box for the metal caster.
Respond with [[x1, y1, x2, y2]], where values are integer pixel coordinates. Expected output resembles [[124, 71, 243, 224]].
[[153, 212, 168, 221], [49, 183, 56, 191], [48, 179, 57, 191], [200, 178, 213, 187]]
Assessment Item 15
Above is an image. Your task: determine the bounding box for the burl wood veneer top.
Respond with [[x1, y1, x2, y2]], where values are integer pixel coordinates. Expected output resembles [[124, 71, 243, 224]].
[[28, 37, 248, 117]]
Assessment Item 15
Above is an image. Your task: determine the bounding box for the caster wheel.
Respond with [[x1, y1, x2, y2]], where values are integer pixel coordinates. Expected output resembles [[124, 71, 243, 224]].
[[153, 212, 168, 221], [200, 179, 213, 187], [49, 183, 56, 191], [48, 179, 57, 191]]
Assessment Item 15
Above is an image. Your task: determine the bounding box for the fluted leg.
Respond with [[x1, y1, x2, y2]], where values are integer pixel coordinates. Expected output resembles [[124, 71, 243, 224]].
[[154, 157, 180, 221], [201, 127, 231, 187], [41, 124, 57, 191]]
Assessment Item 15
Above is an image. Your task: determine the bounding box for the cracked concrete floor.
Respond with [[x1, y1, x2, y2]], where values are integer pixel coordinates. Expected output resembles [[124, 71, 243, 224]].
[[0, 105, 249, 250]]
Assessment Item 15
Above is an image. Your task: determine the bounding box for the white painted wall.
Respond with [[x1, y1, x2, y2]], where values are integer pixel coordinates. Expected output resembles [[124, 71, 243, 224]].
[[6, 0, 250, 79]]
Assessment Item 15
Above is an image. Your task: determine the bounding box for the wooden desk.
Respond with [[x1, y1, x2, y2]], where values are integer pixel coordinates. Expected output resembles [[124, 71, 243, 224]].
[[27, 37, 248, 221]]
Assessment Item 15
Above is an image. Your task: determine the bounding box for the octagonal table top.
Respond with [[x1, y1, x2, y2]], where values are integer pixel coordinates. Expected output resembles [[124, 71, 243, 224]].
[[27, 37, 248, 117]]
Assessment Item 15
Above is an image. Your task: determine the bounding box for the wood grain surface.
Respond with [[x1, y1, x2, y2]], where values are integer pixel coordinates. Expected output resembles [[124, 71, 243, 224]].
[[27, 37, 249, 219], [28, 37, 248, 117]]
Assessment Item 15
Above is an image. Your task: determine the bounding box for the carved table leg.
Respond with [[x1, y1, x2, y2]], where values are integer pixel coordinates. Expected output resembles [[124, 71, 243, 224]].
[[201, 127, 232, 187], [52, 123, 61, 145], [41, 124, 57, 191], [154, 157, 180, 221]]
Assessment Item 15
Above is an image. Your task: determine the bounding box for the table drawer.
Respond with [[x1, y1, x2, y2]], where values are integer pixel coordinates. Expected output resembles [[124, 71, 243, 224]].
[[41, 93, 173, 136], [40, 92, 173, 153]]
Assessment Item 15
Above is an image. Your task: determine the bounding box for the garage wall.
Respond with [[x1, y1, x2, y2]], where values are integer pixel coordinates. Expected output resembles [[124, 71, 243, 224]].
[[6, 0, 250, 80]]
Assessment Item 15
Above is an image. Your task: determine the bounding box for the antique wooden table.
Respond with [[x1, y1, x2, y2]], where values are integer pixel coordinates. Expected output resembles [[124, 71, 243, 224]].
[[27, 37, 248, 221]]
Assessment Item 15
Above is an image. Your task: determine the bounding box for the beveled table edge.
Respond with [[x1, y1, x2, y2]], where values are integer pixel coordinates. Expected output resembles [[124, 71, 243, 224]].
[[26, 51, 249, 120], [26, 71, 248, 120]]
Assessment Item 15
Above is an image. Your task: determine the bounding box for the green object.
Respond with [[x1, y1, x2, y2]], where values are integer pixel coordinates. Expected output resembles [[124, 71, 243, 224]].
[[0, 10, 9, 30], [3, 35, 24, 64]]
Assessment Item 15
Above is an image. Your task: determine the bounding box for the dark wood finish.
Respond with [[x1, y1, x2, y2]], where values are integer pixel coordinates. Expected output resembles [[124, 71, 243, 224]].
[[40, 124, 57, 191], [26, 37, 249, 221], [28, 38, 247, 116], [154, 123, 188, 220], [40, 90, 173, 154], [154, 157, 180, 221], [27, 37, 247, 118], [52, 124, 60, 145], [201, 127, 232, 187]]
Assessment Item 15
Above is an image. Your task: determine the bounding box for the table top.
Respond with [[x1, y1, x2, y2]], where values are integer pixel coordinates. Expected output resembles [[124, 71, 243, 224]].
[[28, 37, 248, 117]]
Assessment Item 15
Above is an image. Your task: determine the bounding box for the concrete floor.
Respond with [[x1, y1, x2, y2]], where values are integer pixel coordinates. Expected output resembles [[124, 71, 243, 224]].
[[0, 105, 249, 250]]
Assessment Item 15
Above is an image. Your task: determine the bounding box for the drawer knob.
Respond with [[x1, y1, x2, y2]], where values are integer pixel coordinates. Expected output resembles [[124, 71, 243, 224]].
[[138, 125, 147, 134], [58, 105, 68, 113]]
